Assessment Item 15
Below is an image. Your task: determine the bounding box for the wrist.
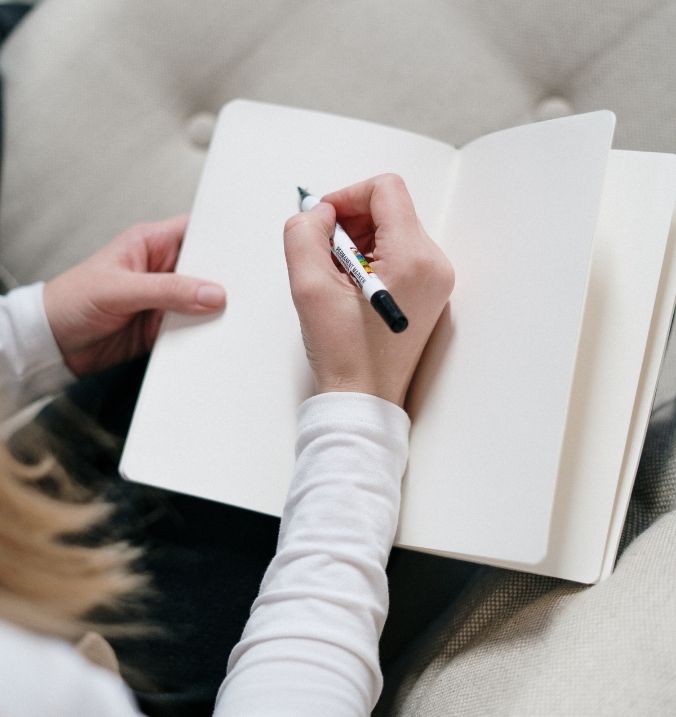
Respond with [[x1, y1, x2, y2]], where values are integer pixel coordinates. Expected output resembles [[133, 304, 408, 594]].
[[43, 276, 72, 355], [300, 390, 411, 433], [43, 277, 95, 376], [2, 283, 76, 400], [315, 377, 406, 408]]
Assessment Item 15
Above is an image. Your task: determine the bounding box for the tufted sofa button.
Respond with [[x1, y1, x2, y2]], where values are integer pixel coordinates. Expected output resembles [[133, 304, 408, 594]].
[[186, 112, 217, 148], [535, 96, 573, 121]]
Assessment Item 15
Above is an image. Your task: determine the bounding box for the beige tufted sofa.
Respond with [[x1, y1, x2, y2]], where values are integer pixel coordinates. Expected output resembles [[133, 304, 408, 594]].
[[1, 1, 675, 715], [3, 0, 676, 286]]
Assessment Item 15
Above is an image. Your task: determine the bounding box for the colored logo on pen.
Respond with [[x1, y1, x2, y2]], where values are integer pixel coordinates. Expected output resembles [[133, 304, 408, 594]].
[[350, 247, 374, 274]]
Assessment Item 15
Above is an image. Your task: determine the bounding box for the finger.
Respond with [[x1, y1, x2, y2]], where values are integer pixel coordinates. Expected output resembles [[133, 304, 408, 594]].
[[109, 272, 226, 315], [284, 202, 345, 299], [120, 215, 191, 272], [144, 215, 190, 272], [337, 215, 375, 245], [322, 174, 418, 234]]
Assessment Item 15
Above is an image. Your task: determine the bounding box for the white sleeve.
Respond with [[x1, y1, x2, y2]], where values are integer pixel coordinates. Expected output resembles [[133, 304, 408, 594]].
[[0, 619, 144, 717], [0, 282, 74, 420], [215, 391, 410, 717]]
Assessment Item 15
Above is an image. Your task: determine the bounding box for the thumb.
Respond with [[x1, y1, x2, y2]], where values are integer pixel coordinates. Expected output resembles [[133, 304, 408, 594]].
[[112, 272, 226, 315], [283, 202, 338, 294]]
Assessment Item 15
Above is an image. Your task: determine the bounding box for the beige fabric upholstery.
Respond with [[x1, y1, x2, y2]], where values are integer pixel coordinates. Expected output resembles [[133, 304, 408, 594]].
[[1, 2, 675, 715], [1, 0, 676, 284], [378, 397, 676, 715]]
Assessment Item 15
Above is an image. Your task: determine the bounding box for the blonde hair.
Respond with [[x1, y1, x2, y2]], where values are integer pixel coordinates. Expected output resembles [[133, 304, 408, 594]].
[[0, 440, 146, 642]]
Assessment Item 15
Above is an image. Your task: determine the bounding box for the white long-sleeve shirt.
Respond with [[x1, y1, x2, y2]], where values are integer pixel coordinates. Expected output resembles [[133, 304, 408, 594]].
[[0, 282, 73, 422], [0, 283, 410, 716]]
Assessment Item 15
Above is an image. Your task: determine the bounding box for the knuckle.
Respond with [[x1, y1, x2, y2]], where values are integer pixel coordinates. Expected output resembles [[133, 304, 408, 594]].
[[426, 251, 455, 295], [410, 252, 437, 277], [291, 277, 324, 307], [119, 222, 152, 250], [405, 247, 454, 295], [440, 261, 456, 295], [162, 273, 186, 299], [377, 172, 406, 190], [175, 275, 191, 296], [284, 212, 314, 237], [127, 222, 152, 240]]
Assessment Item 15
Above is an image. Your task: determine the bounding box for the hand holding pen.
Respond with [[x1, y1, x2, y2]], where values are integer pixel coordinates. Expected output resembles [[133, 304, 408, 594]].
[[298, 187, 408, 333], [284, 173, 455, 408]]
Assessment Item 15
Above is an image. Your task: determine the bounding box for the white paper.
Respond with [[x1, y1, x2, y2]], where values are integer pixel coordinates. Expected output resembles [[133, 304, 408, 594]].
[[400, 111, 615, 564], [121, 101, 674, 578], [463, 151, 676, 582], [120, 100, 455, 515]]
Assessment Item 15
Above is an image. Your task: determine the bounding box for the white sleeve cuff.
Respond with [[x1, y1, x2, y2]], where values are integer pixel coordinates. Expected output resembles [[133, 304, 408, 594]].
[[297, 391, 410, 445], [3, 282, 75, 402]]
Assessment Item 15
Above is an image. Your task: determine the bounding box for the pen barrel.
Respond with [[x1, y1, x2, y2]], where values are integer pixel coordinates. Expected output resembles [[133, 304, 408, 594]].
[[331, 224, 386, 299], [331, 227, 408, 332], [298, 189, 408, 333], [300, 195, 320, 211], [300, 194, 378, 292]]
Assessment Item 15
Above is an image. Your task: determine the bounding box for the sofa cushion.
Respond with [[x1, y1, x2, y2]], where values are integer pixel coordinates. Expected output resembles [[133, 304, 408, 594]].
[[0, 0, 675, 284]]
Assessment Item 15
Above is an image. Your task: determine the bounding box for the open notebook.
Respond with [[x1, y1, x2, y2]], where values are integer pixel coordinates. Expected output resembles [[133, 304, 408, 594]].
[[120, 100, 676, 584]]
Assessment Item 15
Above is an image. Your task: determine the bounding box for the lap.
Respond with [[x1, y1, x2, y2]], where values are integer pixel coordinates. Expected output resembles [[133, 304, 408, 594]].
[[14, 357, 477, 716]]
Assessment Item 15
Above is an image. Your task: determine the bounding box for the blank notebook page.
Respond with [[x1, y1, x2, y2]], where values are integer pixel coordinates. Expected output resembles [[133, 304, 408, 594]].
[[120, 100, 454, 515], [401, 112, 615, 564]]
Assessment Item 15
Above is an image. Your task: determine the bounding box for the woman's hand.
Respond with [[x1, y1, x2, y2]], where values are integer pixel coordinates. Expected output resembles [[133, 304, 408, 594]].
[[284, 174, 454, 408], [44, 215, 226, 376]]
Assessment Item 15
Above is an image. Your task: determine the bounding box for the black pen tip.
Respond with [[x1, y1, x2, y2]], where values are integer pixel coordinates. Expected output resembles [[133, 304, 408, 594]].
[[297, 186, 311, 201]]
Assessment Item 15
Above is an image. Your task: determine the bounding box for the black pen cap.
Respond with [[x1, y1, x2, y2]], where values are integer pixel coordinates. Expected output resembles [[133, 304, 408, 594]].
[[370, 290, 408, 333]]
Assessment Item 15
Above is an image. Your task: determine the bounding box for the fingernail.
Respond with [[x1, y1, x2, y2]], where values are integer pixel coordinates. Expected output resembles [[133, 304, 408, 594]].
[[196, 284, 226, 308]]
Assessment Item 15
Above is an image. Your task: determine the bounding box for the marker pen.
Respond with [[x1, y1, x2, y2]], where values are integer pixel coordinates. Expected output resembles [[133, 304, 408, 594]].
[[297, 188, 408, 333]]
